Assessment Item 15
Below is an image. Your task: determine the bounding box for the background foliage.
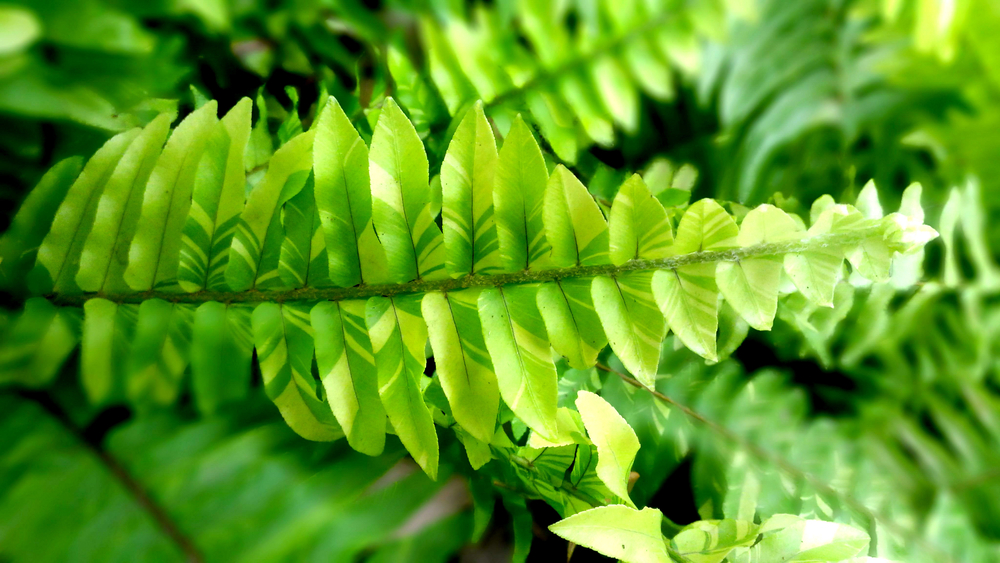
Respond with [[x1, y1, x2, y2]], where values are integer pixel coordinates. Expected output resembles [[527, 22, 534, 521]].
[[0, 0, 998, 561]]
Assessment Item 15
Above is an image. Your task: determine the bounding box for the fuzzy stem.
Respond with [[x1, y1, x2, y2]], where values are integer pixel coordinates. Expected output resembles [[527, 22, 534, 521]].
[[49, 227, 882, 306]]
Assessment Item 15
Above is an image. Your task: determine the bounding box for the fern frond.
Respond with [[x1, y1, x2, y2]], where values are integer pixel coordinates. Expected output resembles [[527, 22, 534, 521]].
[[407, 0, 728, 163], [761, 178, 1000, 549], [0, 95, 934, 479], [596, 352, 973, 563]]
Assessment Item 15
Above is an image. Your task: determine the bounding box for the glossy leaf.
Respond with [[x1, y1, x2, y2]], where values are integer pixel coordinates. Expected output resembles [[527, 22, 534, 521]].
[[226, 130, 315, 291], [576, 391, 640, 507], [544, 165, 610, 267], [549, 505, 670, 563], [126, 102, 219, 291], [75, 114, 171, 293], [717, 205, 801, 331], [177, 98, 252, 292], [251, 302, 343, 441], [608, 174, 673, 265], [34, 128, 141, 293], [593, 272, 665, 387], [479, 285, 559, 438], [367, 294, 439, 478], [494, 116, 550, 271], [422, 290, 500, 443], [440, 101, 501, 277], [369, 98, 446, 282], [312, 300, 387, 456], [313, 97, 388, 287]]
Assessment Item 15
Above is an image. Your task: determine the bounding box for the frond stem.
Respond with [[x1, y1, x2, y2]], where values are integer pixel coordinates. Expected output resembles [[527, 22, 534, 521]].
[[49, 227, 882, 306]]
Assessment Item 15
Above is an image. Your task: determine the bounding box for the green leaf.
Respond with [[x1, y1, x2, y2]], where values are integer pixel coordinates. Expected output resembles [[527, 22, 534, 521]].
[[478, 285, 559, 438], [590, 56, 639, 132], [277, 174, 329, 288], [537, 278, 608, 370], [455, 427, 493, 470], [783, 248, 844, 308], [226, 130, 315, 291], [190, 302, 253, 415], [313, 96, 388, 287], [717, 205, 801, 331], [853, 179, 882, 220], [126, 299, 194, 406], [252, 169, 311, 290], [440, 101, 501, 276], [419, 17, 478, 115], [422, 290, 499, 443], [784, 204, 861, 306], [527, 406, 589, 447], [494, 115, 551, 271], [367, 295, 440, 479], [33, 127, 142, 294], [177, 98, 252, 292], [526, 89, 579, 163], [624, 39, 674, 100], [277, 87, 303, 145], [671, 519, 760, 563], [576, 391, 640, 508], [251, 302, 343, 441], [369, 98, 447, 283], [245, 89, 273, 171], [549, 505, 670, 563], [0, 157, 82, 292], [654, 199, 739, 361], [732, 515, 870, 562], [545, 164, 610, 267], [505, 495, 534, 563], [593, 272, 665, 387], [670, 199, 739, 255], [0, 6, 40, 55], [609, 174, 673, 266], [653, 264, 719, 361], [469, 476, 496, 541], [312, 300, 387, 456], [0, 298, 78, 387], [75, 114, 172, 294], [81, 298, 136, 405], [126, 102, 219, 291], [559, 72, 614, 147]]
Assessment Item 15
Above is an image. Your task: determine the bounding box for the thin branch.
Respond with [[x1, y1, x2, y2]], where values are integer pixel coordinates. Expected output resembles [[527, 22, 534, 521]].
[[593, 363, 958, 563], [16, 391, 204, 563], [48, 227, 881, 307], [93, 447, 205, 563]]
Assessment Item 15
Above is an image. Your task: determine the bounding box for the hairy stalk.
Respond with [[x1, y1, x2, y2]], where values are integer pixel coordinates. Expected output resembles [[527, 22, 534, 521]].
[[15, 391, 204, 563], [49, 227, 881, 306], [594, 363, 956, 563]]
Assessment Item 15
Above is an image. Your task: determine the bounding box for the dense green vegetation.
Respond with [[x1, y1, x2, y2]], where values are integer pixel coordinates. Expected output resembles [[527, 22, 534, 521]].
[[0, 1, 998, 561]]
